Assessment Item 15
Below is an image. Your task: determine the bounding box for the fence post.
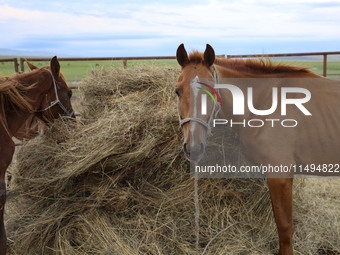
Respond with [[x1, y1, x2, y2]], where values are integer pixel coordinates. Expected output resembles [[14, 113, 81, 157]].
[[14, 58, 19, 73], [20, 58, 25, 73], [323, 54, 327, 77], [123, 59, 127, 69]]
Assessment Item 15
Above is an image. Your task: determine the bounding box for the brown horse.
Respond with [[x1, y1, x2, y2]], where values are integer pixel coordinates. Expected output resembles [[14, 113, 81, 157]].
[[175, 44, 340, 254], [13, 60, 58, 140], [0, 56, 74, 255]]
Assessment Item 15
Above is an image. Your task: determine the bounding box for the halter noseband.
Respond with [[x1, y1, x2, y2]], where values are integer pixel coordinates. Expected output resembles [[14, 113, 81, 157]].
[[36, 68, 74, 117], [179, 65, 220, 135]]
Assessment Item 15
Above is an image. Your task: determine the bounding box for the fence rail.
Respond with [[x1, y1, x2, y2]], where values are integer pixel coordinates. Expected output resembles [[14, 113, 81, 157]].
[[0, 58, 19, 73], [20, 56, 177, 73], [226, 51, 340, 77], [1, 51, 339, 77]]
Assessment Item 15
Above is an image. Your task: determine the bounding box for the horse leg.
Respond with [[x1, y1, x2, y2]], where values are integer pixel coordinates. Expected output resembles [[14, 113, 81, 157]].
[[0, 138, 15, 255], [0, 179, 6, 255], [267, 178, 294, 255]]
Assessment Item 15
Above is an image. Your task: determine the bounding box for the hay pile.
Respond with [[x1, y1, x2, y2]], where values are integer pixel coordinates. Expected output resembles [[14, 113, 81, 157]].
[[6, 66, 340, 255]]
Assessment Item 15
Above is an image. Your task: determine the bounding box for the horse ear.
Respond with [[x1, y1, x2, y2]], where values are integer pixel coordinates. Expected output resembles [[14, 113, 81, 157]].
[[50, 56, 60, 78], [26, 59, 38, 70], [203, 44, 215, 66], [176, 43, 189, 67]]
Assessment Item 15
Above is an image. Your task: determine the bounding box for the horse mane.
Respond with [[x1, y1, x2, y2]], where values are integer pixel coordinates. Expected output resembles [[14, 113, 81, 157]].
[[188, 50, 205, 64], [216, 57, 314, 75], [188, 51, 315, 75], [0, 74, 35, 134]]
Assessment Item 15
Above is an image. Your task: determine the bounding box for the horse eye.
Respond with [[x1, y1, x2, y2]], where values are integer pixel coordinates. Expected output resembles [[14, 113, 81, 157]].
[[68, 90, 72, 98], [175, 88, 180, 97]]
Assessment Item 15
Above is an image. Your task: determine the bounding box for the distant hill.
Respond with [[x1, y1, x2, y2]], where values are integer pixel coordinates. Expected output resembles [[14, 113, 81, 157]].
[[0, 48, 54, 57]]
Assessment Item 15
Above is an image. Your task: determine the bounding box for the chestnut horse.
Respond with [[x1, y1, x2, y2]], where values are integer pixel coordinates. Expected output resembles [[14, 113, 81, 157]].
[[0, 56, 74, 255], [13, 60, 58, 140], [175, 44, 339, 254]]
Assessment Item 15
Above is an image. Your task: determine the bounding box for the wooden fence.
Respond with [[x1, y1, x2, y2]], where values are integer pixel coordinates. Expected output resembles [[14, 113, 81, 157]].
[[0, 58, 19, 72], [19, 56, 177, 73], [1, 51, 339, 77]]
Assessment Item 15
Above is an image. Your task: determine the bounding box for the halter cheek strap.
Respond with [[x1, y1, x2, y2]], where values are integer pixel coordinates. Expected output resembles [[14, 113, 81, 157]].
[[178, 65, 221, 135], [180, 117, 212, 134], [36, 68, 74, 117]]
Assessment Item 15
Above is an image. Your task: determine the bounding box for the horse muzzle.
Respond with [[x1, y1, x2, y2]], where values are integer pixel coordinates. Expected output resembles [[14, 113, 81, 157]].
[[183, 142, 205, 162]]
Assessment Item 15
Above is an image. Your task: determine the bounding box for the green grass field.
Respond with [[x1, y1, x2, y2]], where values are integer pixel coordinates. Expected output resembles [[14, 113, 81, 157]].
[[1, 57, 340, 82], [0, 58, 178, 82]]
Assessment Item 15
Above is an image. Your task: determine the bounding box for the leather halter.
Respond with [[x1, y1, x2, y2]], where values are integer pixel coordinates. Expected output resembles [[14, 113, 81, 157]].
[[36, 68, 74, 117], [179, 65, 220, 135]]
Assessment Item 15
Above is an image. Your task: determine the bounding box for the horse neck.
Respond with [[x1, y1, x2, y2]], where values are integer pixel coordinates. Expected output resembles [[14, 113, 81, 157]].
[[6, 71, 51, 136], [215, 66, 255, 125], [17, 70, 51, 108], [5, 107, 32, 137]]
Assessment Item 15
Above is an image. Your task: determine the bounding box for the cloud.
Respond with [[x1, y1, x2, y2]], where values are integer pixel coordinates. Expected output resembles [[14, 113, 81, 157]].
[[0, 0, 339, 56]]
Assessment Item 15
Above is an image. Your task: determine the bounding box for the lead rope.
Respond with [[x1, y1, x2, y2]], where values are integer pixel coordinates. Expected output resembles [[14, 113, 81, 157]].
[[194, 166, 200, 255], [193, 65, 219, 254], [193, 67, 240, 254]]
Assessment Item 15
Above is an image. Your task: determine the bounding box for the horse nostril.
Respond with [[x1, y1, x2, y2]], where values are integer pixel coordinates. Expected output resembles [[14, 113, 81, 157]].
[[200, 143, 205, 154], [183, 143, 205, 157], [183, 143, 190, 155]]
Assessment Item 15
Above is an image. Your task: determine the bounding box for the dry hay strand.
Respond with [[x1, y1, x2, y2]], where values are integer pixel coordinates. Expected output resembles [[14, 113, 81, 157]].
[[292, 178, 340, 254], [6, 65, 340, 255], [80, 66, 179, 120]]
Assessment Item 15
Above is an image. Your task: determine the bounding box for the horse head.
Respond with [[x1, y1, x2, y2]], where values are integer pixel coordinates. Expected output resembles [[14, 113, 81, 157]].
[[176, 44, 218, 162], [26, 57, 75, 123]]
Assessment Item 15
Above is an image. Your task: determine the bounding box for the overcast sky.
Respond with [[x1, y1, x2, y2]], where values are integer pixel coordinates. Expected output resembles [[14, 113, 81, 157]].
[[1, 0, 340, 57]]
